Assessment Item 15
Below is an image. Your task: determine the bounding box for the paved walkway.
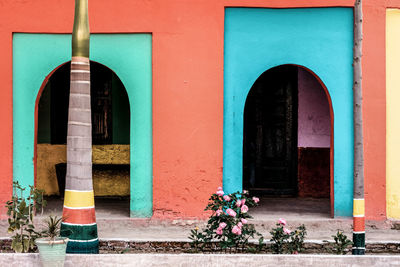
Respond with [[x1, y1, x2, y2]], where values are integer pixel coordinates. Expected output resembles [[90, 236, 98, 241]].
[[1, 197, 399, 243], [2, 253, 400, 267]]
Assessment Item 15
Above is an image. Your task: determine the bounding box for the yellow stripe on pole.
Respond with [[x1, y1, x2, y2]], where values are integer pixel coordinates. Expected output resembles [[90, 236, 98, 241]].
[[64, 190, 94, 208], [353, 199, 365, 216]]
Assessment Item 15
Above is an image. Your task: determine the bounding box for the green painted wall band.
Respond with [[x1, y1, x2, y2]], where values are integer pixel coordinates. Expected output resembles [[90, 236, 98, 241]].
[[66, 239, 99, 254], [13, 34, 153, 217], [60, 223, 98, 240]]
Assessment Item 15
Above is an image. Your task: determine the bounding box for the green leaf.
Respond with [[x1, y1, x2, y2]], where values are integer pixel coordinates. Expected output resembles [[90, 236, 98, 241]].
[[23, 239, 30, 252], [12, 240, 23, 253]]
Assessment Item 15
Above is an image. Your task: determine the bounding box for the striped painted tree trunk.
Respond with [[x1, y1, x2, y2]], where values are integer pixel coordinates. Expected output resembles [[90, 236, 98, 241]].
[[60, 0, 98, 254], [352, 0, 365, 255]]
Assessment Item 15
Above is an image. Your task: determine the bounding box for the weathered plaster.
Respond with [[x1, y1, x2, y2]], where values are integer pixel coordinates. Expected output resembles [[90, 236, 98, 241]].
[[0, 0, 389, 220]]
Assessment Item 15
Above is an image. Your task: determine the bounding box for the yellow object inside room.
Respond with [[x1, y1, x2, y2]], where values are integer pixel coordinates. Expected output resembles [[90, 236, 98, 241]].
[[36, 144, 130, 196]]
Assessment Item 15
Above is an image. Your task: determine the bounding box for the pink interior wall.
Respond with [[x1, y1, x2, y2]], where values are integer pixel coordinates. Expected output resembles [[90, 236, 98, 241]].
[[298, 68, 331, 148]]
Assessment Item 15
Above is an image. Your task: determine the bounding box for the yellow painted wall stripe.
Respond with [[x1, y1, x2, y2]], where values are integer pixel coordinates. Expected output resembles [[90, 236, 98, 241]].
[[386, 9, 400, 219], [63, 190, 94, 208], [353, 199, 365, 216]]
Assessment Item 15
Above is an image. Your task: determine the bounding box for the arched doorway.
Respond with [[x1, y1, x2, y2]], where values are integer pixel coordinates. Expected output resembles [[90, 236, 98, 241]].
[[13, 33, 152, 218], [243, 65, 333, 216], [36, 61, 131, 216]]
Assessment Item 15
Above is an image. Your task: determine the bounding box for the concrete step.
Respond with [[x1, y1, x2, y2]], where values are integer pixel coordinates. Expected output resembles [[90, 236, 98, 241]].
[[1, 253, 400, 267]]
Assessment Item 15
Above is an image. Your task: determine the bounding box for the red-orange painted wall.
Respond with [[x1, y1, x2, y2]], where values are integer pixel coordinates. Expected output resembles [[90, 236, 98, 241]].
[[363, 2, 386, 221], [0, 0, 388, 220]]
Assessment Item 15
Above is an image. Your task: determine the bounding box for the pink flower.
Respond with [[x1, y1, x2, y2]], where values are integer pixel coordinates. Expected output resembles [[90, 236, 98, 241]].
[[293, 251, 298, 255], [237, 222, 243, 229], [241, 218, 248, 224], [236, 200, 242, 207], [219, 222, 227, 229], [226, 208, 237, 217], [283, 228, 291, 235], [223, 195, 231, 201], [217, 187, 222, 191], [216, 227, 223, 235], [216, 209, 222, 216], [243, 190, 248, 194], [232, 225, 242, 235], [241, 205, 249, 213], [278, 218, 287, 226], [241, 199, 246, 206], [216, 189, 224, 196], [252, 197, 259, 203]]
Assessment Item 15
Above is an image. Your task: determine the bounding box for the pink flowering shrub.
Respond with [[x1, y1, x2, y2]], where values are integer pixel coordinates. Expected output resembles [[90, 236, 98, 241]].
[[189, 188, 264, 253], [270, 219, 307, 254]]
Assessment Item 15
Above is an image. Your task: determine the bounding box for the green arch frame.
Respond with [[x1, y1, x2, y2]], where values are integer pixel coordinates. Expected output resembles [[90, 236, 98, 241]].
[[13, 33, 153, 217]]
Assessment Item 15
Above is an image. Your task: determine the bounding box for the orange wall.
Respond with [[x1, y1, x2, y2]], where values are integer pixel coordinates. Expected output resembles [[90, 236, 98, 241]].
[[0, 31, 12, 219], [363, 2, 386, 220], [0, 0, 388, 220]]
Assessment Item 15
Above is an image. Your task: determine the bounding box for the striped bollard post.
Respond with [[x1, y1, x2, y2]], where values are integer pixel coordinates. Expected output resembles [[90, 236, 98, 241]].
[[352, 198, 365, 255]]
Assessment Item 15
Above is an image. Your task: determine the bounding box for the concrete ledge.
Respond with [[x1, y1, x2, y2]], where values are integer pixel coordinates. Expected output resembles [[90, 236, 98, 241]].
[[1, 253, 400, 267]]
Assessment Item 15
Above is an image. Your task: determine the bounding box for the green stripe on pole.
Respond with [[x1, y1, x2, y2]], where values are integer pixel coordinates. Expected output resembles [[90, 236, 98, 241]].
[[61, 223, 98, 241], [66, 239, 99, 254], [352, 248, 365, 255], [352, 233, 365, 255]]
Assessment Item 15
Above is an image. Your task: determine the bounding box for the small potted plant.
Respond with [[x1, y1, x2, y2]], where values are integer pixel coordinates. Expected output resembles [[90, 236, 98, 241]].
[[35, 215, 69, 267]]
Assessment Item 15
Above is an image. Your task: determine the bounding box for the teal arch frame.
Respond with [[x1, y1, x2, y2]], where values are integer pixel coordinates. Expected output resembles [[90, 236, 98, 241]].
[[224, 8, 354, 216], [13, 33, 153, 217]]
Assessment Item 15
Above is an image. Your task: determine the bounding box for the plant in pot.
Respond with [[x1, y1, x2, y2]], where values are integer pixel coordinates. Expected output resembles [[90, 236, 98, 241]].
[[6, 181, 46, 253], [35, 215, 69, 267]]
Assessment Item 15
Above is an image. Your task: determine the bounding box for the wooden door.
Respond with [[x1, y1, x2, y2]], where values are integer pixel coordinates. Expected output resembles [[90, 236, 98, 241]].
[[243, 65, 298, 195]]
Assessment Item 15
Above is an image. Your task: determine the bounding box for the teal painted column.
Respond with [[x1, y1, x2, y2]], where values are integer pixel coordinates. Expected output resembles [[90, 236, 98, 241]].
[[13, 34, 153, 217], [223, 8, 354, 216], [90, 35, 153, 217]]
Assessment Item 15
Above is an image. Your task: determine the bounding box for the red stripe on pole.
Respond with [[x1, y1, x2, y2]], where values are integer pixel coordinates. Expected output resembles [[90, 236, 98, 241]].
[[353, 216, 365, 232], [62, 207, 96, 225]]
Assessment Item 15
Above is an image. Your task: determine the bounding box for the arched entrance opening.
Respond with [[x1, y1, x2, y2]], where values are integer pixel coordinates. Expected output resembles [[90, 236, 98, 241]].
[[243, 65, 333, 217], [35, 61, 131, 216]]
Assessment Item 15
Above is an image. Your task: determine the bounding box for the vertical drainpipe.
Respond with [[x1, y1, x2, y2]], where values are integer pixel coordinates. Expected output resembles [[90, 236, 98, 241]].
[[352, 0, 365, 255], [60, 0, 99, 254]]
